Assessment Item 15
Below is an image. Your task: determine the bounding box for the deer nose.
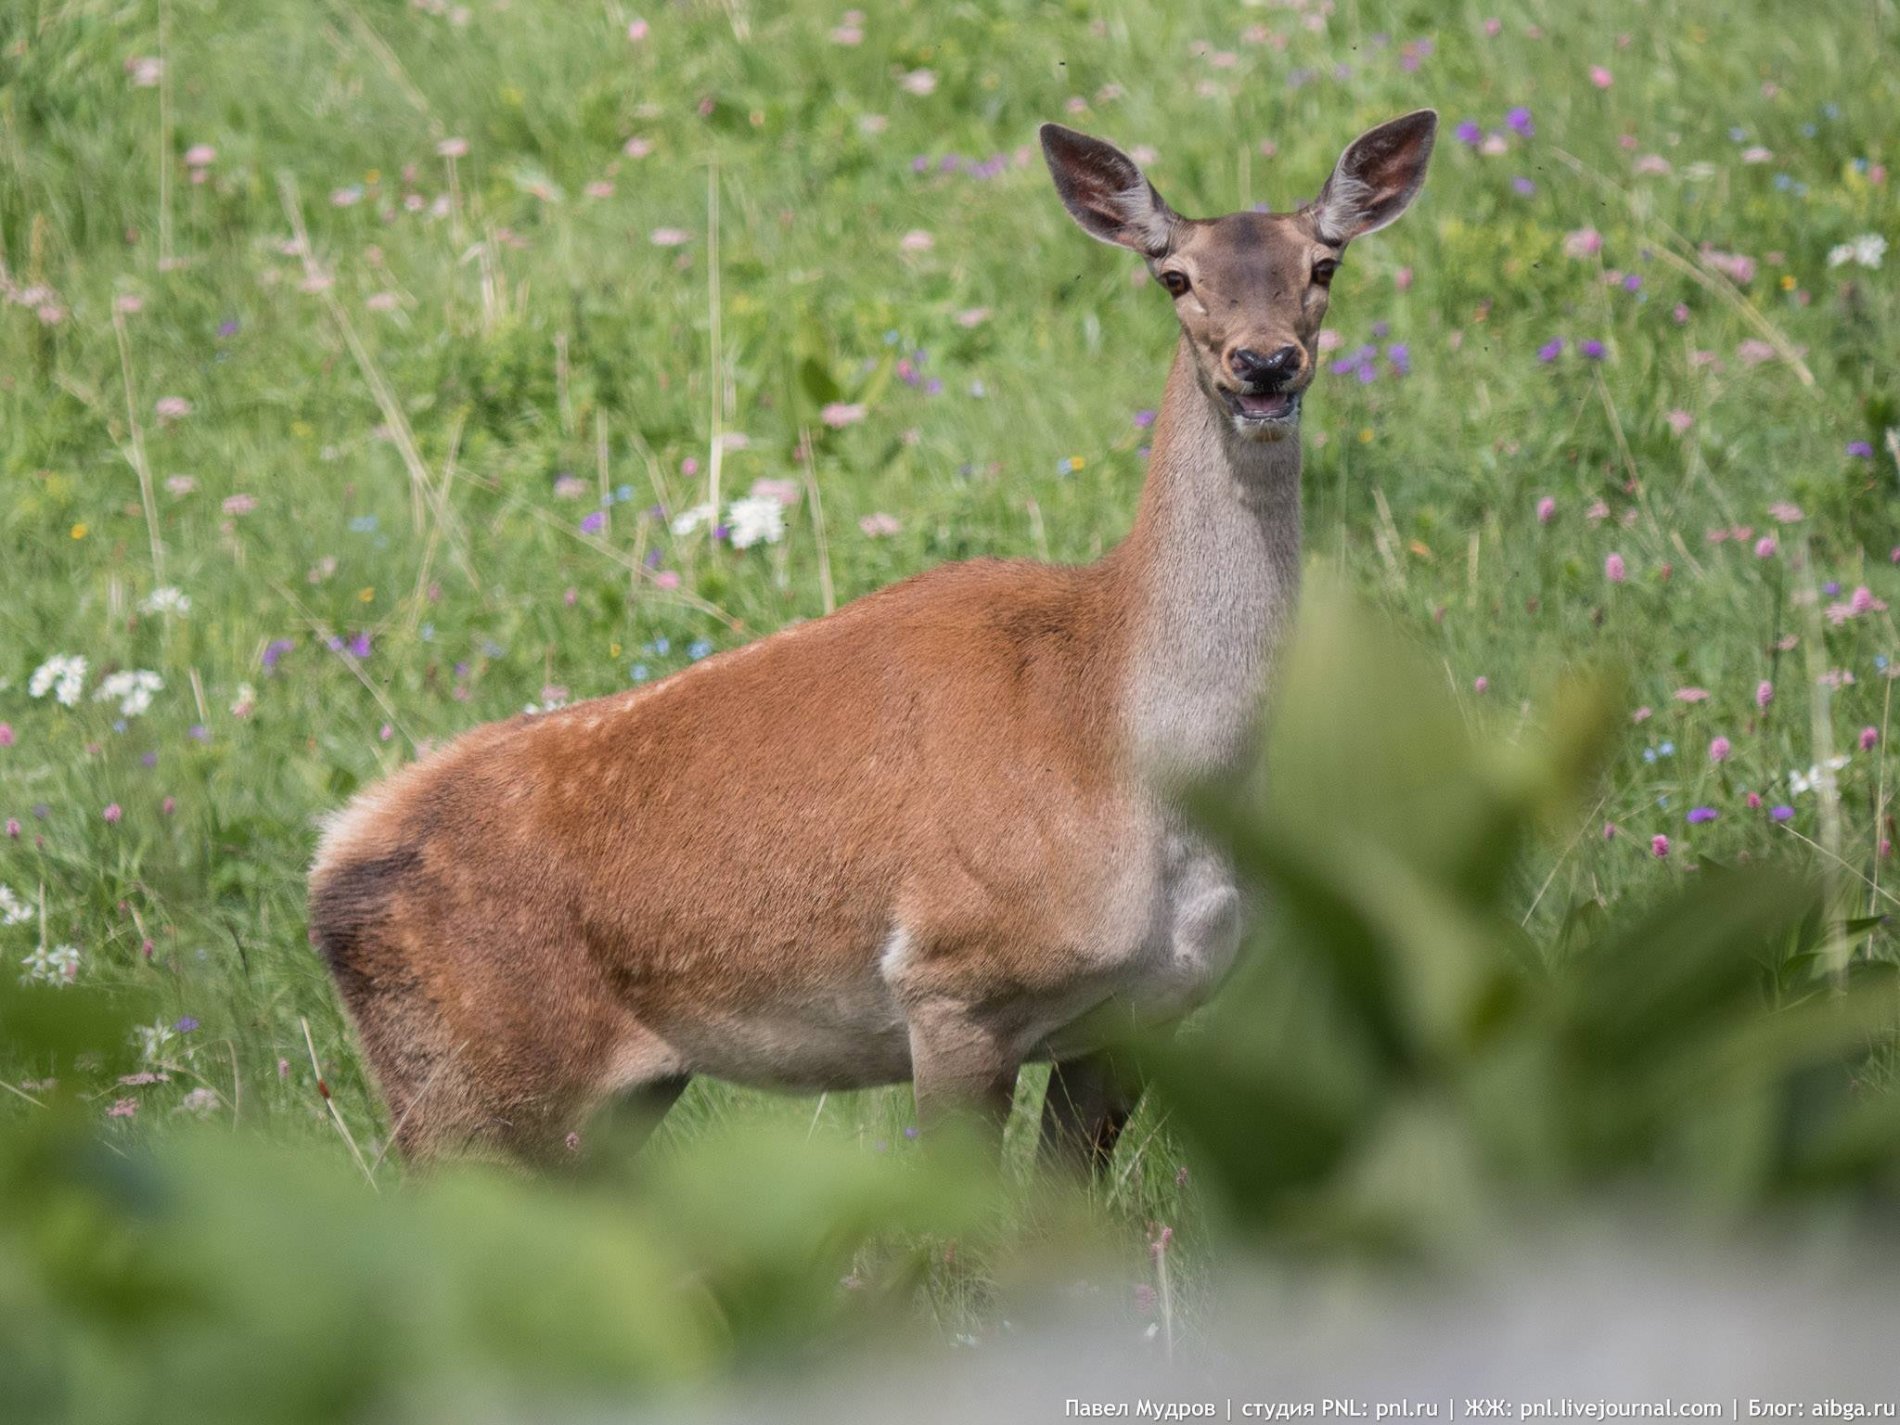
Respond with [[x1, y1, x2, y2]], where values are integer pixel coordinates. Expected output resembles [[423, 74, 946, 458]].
[[1229, 344, 1303, 386]]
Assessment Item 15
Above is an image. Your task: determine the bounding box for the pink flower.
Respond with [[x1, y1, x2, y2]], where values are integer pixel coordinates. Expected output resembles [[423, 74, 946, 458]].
[[0, 723, 12, 747], [184, 144, 216, 167], [1632, 706, 1653, 723], [1665, 409, 1694, 436], [900, 229, 935, 253], [1535, 496, 1556, 524], [859, 512, 901, 537], [1851, 586, 1886, 615], [822, 402, 867, 428], [584, 181, 614, 199], [1602, 822, 1617, 840], [650, 228, 691, 247], [5, 819, 18, 839], [1756, 680, 1774, 709], [1674, 687, 1710, 703], [1861, 727, 1880, 752], [1473, 676, 1490, 694], [1589, 65, 1614, 88], [1586, 499, 1611, 523], [154, 395, 192, 421], [103, 803, 122, 824], [222, 494, 257, 516], [653, 570, 681, 591], [1651, 834, 1670, 858], [1563, 228, 1603, 259], [161, 796, 176, 816], [750, 478, 801, 508], [107, 1098, 138, 1119], [1709, 736, 1732, 763], [623, 137, 653, 159], [1394, 266, 1413, 291], [1767, 502, 1804, 524], [1754, 536, 1777, 559], [1737, 339, 1777, 366], [1605, 552, 1627, 583], [1746, 792, 1762, 810], [626, 17, 649, 41]]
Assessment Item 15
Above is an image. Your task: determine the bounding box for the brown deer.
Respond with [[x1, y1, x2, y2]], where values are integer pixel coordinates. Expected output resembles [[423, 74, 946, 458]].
[[308, 110, 1437, 1171]]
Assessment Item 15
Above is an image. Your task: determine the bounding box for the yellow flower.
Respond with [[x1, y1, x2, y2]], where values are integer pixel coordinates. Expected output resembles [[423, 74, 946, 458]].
[[1358, 427, 1375, 444], [610, 642, 622, 658], [357, 587, 375, 603], [1779, 274, 1797, 290], [70, 522, 88, 539]]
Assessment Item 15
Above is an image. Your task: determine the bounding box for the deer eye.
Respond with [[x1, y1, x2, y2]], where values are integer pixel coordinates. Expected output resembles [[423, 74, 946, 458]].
[[1159, 269, 1191, 298], [1311, 259, 1340, 287]]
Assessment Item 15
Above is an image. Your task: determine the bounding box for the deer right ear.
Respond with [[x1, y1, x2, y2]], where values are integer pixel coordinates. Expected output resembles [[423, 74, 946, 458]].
[[1039, 124, 1180, 259]]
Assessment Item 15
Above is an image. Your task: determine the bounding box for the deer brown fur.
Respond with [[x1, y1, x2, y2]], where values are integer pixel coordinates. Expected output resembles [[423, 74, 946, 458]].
[[308, 110, 1436, 1170]]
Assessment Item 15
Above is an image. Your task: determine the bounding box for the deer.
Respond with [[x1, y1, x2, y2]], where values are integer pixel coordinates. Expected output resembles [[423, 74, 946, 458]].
[[308, 109, 1437, 1174]]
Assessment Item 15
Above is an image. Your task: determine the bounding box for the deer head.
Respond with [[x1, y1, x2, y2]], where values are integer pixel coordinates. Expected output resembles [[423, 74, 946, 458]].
[[1040, 110, 1437, 442]]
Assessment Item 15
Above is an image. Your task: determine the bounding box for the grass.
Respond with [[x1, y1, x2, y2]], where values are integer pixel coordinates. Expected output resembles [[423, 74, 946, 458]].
[[1, 0, 1896, 1238]]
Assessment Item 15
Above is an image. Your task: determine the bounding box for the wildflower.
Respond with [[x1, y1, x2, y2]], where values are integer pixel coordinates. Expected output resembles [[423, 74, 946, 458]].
[[1473, 676, 1489, 694], [1589, 65, 1613, 88], [1505, 107, 1534, 137], [178, 1087, 222, 1117], [0, 885, 30, 927], [1665, 410, 1695, 436], [184, 144, 216, 167], [133, 1020, 174, 1062], [1536, 496, 1556, 524], [436, 136, 470, 159], [1848, 441, 1874, 458], [900, 229, 935, 253], [623, 137, 653, 159], [29, 655, 88, 707], [1673, 687, 1710, 704], [1861, 727, 1880, 752], [20, 944, 80, 986], [726, 495, 786, 549], [1746, 792, 1763, 809], [102, 803, 122, 824], [1687, 807, 1718, 824], [579, 510, 607, 535], [261, 638, 295, 673], [1651, 834, 1670, 858], [230, 683, 256, 718], [107, 1098, 138, 1119], [649, 228, 691, 247], [94, 670, 163, 717], [1769, 805, 1794, 822], [139, 586, 191, 616], [1767, 502, 1804, 524], [1580, 339, 1606, 360], [749, 478, 801, 508], [1737, 339, 1777, 366], [1563, 228, 1603, 258], [1511, 177, 1536, 196], [899, 68, 937, 96], [1709, 736, 1731, 763], [165, 474, 197, 495], [223, 493, 257, 515], [1605, 552, 1627, 583], [1537, 338, 1564, 362], [859, 513, 901, 538], [1757, 680, 1774, 709], [670, 503, 715, 536], [1827, 234, 1887, 269], [821, 402, 866, 428], [1454, 119, 1483, 145], [1755, 536, 1777, 559], [1603, 822, 1617, 840]]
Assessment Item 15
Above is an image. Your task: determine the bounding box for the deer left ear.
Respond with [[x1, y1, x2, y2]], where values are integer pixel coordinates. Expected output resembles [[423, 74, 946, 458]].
[[1312, 109, 1437, 245]]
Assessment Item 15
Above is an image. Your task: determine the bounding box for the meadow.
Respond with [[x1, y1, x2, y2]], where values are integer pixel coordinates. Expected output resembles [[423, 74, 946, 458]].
[[2, 0, 1898, 1412]]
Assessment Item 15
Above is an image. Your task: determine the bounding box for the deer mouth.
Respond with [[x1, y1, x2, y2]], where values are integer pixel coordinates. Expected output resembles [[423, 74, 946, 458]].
[[1221, 387, 1302, 426]]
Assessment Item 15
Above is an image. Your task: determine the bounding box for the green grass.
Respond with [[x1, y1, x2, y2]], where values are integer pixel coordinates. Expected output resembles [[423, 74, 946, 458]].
[[1, 0, 1896, 1216]]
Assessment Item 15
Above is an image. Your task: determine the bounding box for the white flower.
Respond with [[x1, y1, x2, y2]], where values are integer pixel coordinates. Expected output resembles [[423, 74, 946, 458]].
[[177, 1087, 222, 1117], [0, 884, 33, 927], [140, 585, 191, 616], [669, 502, 715, 537], [28, 654, 87, 707], [133, 1020, 174, 1062], [230, 682, 256, 718], [726, 494, 786, 550], [94, 669, 163, 718], [20, 944, 79, 986], [1827, 233, 1887, 270], [1789, 766, 1817, 795]]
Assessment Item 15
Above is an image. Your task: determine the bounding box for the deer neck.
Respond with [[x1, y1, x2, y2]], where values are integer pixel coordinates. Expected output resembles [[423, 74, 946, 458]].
[[1110, 335, 1303, 787]]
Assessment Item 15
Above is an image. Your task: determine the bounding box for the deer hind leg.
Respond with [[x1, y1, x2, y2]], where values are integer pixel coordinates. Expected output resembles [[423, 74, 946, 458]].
[[1038, 1048, 1145, 1177]]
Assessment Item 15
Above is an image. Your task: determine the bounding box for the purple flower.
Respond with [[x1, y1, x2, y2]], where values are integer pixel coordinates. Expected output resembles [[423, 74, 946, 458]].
[[1387, 343, 1411, 375], [1455, 119, 1483, 145], [1686, 807, 1718, 824], [175, 1016, 199, 1032], [1512, 176, 1536, 196], [1581, 339, 1606, 360], [1134, 409, 1156, 428], [1506, 106, 1534, 137], [261, 638, 295, 673], [347, 632, 373, 659], [1538, 338, 1565, 363], [1622, 273, 1643, 291], [580, 510, 606, 535], [1847, 441, 1874, 458], [1769, 805, 1794, 822]]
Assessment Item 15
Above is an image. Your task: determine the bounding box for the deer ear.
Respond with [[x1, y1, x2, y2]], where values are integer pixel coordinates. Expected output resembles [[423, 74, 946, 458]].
[[1039, 124, 1180, 259], [1312, 109, 1437, 245]]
